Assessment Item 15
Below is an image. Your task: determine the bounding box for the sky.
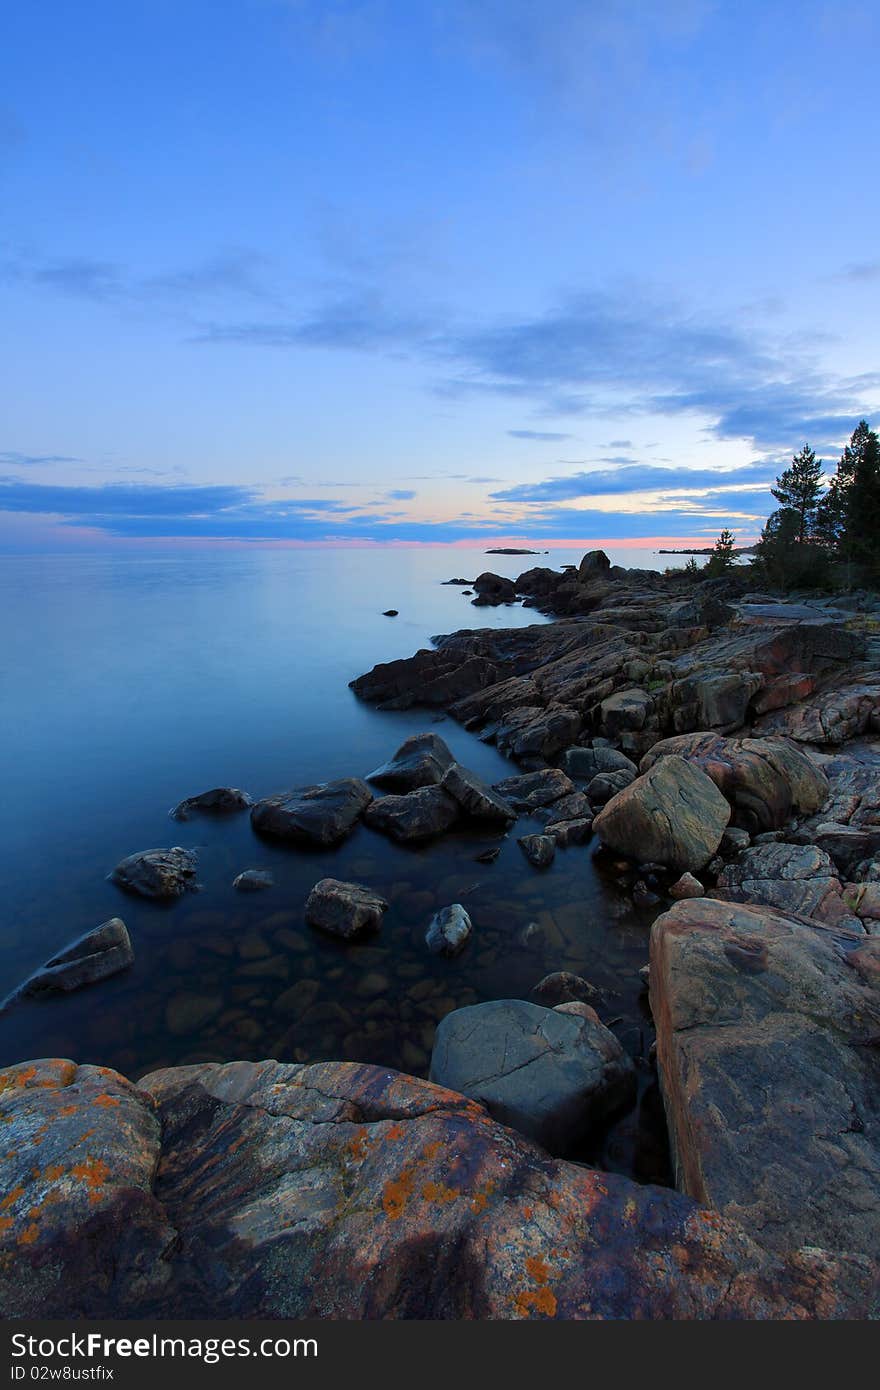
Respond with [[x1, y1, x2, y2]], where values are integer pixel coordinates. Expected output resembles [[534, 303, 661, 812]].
[[1, 0, 879, 551]]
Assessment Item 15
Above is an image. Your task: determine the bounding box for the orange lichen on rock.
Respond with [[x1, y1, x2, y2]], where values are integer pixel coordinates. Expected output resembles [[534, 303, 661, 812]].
[[381, 1168, 415, 1220], [420, 1180, 459, 1205], [70, 1157, 110, 1202], [93, 1094, 121, 1109]]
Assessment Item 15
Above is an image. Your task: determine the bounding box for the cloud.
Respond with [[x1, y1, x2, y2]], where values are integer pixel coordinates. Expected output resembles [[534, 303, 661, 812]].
[[0, 451, 82, 467], [490, 460, 777, 503], [386, 488, 416, 500], [835, 261, 880, 283], [507, 429, 573, 441]]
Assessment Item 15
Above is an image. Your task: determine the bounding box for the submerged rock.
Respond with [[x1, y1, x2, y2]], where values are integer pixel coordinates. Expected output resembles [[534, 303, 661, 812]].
[[363, 785, 460, 843], [304, 878, 389, 940], [110, 846, 198, 899], [593, 756, 730, 872], [425, 903, 472, 956], [170, 787, 252, 821], [232, 869, 275, 893], [1, 1057, 877, 1317], [367, 732, 455, 791], [429, 999, 635, 1156], [3, 919, 133, 1006], [251, 778, 372, 847]]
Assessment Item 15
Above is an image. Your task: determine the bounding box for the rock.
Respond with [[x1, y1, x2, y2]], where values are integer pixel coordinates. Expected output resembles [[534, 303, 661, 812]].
[[670, 670, 762, 734], [426, 904, 473, 956], [382, 609, 398, 617], [811, 822, 880, 878], [633, 880, 660, 907], [669, 872, 704, 900], [641, 734, 828, 835], [251, 778, 372, 847], [367, 732, 455, 791], [544, 816, 592, 847], [304, 878, 389, 940], [363, 786, 460, 843], [586, 768, 635, 804], [599, 688, 653, 740], [553, 1001, 601, 1025], [578, 549, 611, 581], [232, 869, 275, 892], [1, 1057, 876, 1317], [472, 572, 516, 605], [716, 843, 858, 927], [518, 834, 556, 868], [351, 646, 500, 710], [536, 789, 591, 822], [593, 756, 730, 873], [4, 920, 133, 1006], [493, 768, 575, 809], [474, 845, 502, 863], [650, 898, 880, 1259], [165, 993, 222, 1035], [429, 999, 635, 1155], [110, 846, 198, 899], [169, 787, 252, 821], [495, 705, 582, 760], [756, 682, 880, 745], [532, 971, 600, 1007], [441, 762, 515, 822], [562, 745, 638, 780], [721, 826, 751, 856]]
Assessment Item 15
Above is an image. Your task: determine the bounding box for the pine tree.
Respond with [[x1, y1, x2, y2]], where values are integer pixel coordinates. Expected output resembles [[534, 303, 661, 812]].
[[770, 443, 823, 545], [705, 529, 736, 577], [816, 420, 880, 583]]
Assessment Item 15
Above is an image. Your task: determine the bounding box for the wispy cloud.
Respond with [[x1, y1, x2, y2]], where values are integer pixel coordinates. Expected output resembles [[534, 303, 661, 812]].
[[0, 450, 82, 467], [491, 460, 776, 504], [507, 429, 573, 441]]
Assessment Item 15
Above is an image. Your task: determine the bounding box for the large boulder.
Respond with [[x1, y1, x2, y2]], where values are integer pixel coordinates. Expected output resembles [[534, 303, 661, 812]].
[[650, 898, 880, 1259], [640, 734, 829, 834], [593, 756, 730, 872], [3, 919, 133, 1007], [578, 550, 611, 581], [304, 879, 389, 940], [429, 999, 635, 1156], [472, 572, 516, 605], [367, 733, 454, 791], [441, 762, 515, 822], [109, 847, 198, 899], [251, 778, 372, 847], [169, 787, 252, 821], [1, 1057, 877, 1317], [363, 785, 459, 842], [670, 670, 763, 734]]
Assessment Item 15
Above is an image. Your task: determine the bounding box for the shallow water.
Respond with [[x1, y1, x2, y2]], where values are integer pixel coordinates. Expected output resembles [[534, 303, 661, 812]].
[[0, 545, 682, 1182]]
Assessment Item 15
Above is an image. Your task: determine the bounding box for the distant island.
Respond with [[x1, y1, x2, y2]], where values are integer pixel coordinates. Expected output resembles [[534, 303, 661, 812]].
[[658, 545, 756, 555], [485, 547, 545, 555]]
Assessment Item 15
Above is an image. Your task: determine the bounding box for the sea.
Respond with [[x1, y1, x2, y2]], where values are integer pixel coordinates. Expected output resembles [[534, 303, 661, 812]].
[[0, 545, 693, 1181]]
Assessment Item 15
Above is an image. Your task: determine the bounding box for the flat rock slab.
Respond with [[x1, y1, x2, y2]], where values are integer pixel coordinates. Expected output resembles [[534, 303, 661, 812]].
[[593, 755, 730, 872], [251, 778, 373, 847], [110, 846, 198, 899], [1, 1057, 877, 1317], [304, 878, 389, 939], [367, 732, 455, 791], [363, 785, 459, 842], [429, 999, 635, 1156], [5, 919, 133, 1005], [650, 897, 880, 1260]]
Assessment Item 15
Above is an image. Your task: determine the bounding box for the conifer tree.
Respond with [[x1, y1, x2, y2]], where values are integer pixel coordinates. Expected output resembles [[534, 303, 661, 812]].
[[770, 443, 823, 544], [705, 529, 736, 577]]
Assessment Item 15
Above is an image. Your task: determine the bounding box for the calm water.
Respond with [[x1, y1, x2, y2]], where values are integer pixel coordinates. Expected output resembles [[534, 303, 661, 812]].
[[0, 546, 684, 1181]]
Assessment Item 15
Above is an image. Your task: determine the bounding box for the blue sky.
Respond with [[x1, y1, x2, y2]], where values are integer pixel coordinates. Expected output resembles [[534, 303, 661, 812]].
[[1, 0, 879, 549]]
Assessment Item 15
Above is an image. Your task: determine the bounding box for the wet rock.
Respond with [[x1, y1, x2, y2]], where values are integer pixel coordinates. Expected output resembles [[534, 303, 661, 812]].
[[669, 872, 705, 900], [532, 971, 601, 1007], [367, 732, 455, 791], [232, 870, 275, 892], [518, 833, 556, 868], [170, 787, 252, 821], [593, 756, 730, 873], [4, 919, 133, 1006], [474, 845, 502, 864], [251, 778, 373, 848], [426, 904, 473, 956], [304, 878, 389, 940], [650, 897, 880, 1260], [472, 572, 516, 605], [382, 609, 398, 617], [493, 768, 575, 809], [441, 762, 515, 822], [429, 999, 635, 1156], [364, 785, 460, 843], [110, 846, 198, 899], [544, 816, 593, 847]]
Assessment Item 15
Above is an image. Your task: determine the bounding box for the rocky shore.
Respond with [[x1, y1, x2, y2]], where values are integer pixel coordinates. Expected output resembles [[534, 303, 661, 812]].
[[2, 553, 879, 1318]]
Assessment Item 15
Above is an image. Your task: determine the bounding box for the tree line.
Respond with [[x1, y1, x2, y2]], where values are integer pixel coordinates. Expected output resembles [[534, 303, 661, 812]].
[[703, 419, 880, 589]]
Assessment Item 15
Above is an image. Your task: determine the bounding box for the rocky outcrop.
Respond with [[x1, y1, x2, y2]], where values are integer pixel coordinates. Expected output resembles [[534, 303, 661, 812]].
[[363, 785, 460, 842], [650, 898, 880, 1260], [367, 733, 454, 791], [756, 681, 880, 745], [715, 843, 859, 928], [472, 572, 516, 605], [251, 778, 373, 847], [429, 1000, 635, 1155], [169, 786, 252, 821], [2, 919, 133, 1007], [304, 878, 389, 939], [640, 733, 829, 834], [1, 1057, 877, 1318], [593, 756, 730, 872], [110, 846, 198, 899]]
